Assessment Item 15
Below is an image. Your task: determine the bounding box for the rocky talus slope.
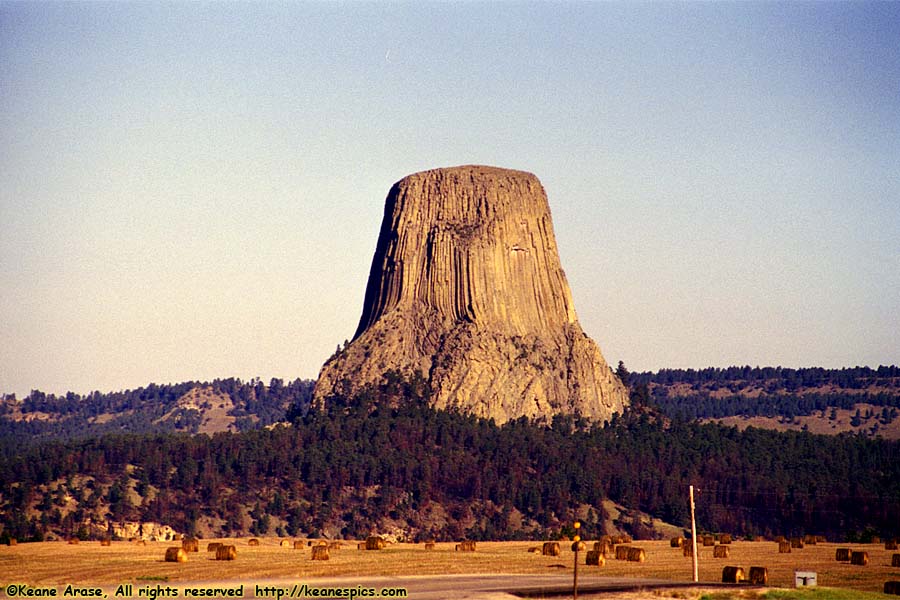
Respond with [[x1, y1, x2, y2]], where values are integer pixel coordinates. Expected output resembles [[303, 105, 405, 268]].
[[314, 165, 627, 423]]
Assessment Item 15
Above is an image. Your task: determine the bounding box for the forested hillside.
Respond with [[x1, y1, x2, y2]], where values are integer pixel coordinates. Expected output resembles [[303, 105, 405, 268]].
[[0, 378, 314, 440], [1, 374, 897, 545], [626, 365, 900, 425]]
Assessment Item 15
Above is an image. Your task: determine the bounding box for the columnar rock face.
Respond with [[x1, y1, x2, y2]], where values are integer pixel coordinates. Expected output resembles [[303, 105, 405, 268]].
[[314, 165, 628, 423]]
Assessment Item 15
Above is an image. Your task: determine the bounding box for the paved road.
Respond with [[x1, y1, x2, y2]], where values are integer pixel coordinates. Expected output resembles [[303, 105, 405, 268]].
[[241, 574, 738, 599]]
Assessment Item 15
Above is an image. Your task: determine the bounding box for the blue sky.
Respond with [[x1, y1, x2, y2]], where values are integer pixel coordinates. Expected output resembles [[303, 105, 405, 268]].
[[1, 1, 898, 398]]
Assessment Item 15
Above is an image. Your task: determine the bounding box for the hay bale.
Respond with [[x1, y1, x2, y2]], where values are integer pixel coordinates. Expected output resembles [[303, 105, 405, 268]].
[[886, 540, 899, 551], [594, 539, 614, 556], [683, 544, 694, 557], [248, 538, 260, 547], [790, 537, 804, 549], [328, 542, 342, 550], [425, 541, 435, 550], [100, 539, 111, 547], [294, 541, 304, 550], [528, 546, 540, 553], [850, 550, 869, 566], [713, 545, 730, 559], [68, 538, 79, 545], [207, 542, 221, 552], [892, 554, 900, 567], [719, 534, 732, 544], [182, 538, 199, 552], [835, 548, 851, 561], [815, 536, 827, 543], [542, 541, 561, 557], [216, 545, 237, 561], [457, 540, 476, 552], [670, 537, 684, 548], [585, 550, 605, 566], [281, 540, 291, 548], [774, 536, 786, 543], [164, 547, 187, 563], [626, 547, 646, 563], [872, 536, 882, 544], [702, 535, 715, 547], [311, 545, 330, 561], [748, 566, 768, 585], [572, 541, 587, 552], [615, 545, 630, 560], [885, 581, 900, 596], [778, 541, 791, 553], [722, 566, 745, 583], [366, 536, 386, 550], [803, 535, 817, 545]]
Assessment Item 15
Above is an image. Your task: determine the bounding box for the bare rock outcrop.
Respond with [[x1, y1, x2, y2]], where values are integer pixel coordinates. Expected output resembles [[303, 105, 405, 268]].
[[314, 165, 627, 423]]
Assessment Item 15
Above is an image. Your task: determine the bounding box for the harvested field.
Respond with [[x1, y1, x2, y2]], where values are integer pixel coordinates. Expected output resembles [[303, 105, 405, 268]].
[[0, 539, 897, 594]]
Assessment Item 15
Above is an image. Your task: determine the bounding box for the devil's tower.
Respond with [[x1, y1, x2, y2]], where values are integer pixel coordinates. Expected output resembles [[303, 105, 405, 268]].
[[314, 165, 628, 423]]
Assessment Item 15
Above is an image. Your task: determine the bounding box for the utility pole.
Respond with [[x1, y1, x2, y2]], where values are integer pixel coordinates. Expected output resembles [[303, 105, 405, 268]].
[[690, 485, 699, 583], [572, 521, 583, 600]]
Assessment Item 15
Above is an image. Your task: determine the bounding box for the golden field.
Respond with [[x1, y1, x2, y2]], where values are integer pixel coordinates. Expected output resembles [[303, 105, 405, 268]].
[[0, 539, 897, 594]]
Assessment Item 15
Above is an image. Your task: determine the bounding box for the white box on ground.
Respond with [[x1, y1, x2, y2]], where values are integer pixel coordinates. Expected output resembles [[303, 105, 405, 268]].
[[795, 571, 817, 587]]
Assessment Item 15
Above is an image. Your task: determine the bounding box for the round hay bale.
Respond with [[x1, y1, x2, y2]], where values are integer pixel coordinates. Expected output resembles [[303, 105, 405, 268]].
[[749, 566, 768, 585], [626, 547, 646, 563], [572, 541, 587, 552], [100, 539, 111, 547], [328, 542, 342, 550], [9, 538, 17, 546], [850, 550, 869, 566], [542, 541, 561, 557], [280, 540, 291, 548], [425, 541, 436, 550], [248, 538, 260, 547], [836, 548, 852, 561], [207, 542, 221, 552], [790, 537, 804, 549], [803, 534, 817, 545], [713, 544, 730, 559], [182, 538, 199, 552], [593, 540, 614, 556], [683, 544, 694, 557], [702, 535, 715, 547], [311, 545, 330, 561], [294, 541, 304, 550], [67, 538, 79, 545], [615, 545, 630, 560], [457, 540, 476, 552], [886, 540, 899, 551], [164, 547, 187, 563], [216, 545, 237, 561], [365, 536, 386, 550], [884, 581, 900, 596], [778, 541, 791, 553], [670, 537, 684, 548], [774, 536, 786, 543], [722, 566, 745, 583], [585, 550, 605, 566], [892, 554, 900, 567], [357, 542, 366, 550], [527, 546, 541, 553], [719, 534, 732, 545]]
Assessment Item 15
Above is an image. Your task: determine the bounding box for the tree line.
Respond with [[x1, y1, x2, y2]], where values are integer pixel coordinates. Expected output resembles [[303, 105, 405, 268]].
[[1, 374, 897, 544]]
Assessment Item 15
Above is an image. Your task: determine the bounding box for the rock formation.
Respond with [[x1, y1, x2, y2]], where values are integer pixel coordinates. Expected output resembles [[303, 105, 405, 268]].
[[314, 165, 628, 423]]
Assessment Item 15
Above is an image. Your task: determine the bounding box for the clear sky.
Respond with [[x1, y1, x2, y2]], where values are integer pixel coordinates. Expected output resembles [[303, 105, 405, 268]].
[[1, 1, 898, 398]]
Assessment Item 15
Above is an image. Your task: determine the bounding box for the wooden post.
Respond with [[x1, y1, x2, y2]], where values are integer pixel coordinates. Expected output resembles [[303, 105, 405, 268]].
[[573, 521, 581, 600], [690, 485, 699, 583]]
